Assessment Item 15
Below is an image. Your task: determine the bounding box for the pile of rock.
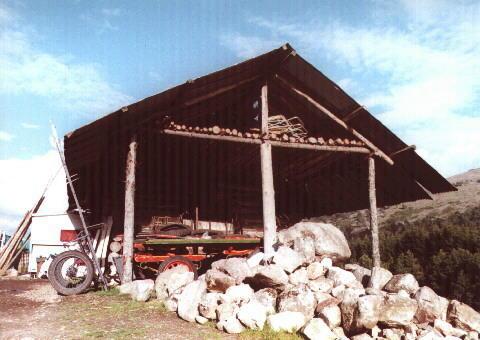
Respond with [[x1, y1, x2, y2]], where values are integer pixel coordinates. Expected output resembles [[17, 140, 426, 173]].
[[120, 221, 480, 339]]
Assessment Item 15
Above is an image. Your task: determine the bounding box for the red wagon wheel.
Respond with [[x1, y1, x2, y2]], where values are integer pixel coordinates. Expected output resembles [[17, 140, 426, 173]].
[[158, 255, 198, 279]]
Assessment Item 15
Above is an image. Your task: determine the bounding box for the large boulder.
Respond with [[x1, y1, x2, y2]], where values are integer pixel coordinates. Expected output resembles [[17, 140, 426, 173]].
[[315, 292, 340, 312], [368, 267, 393, 290], [415, 286, 449, 323], [216, 302, 237, 322], [221, 257, 253, 284], [379, 293, 418, 327], [277, 284, 317, 319], [205, 269, 236, 293], [448, 300, 480, 333], [247, 251, 264, 268], [177, 280, 207, 322], [302, 318, 337, 340], [356, 294, 384, 329], [155, 266, 194, 301], [165, 291, 182, 312], [384, 274, 419, 295], [237, 300, 268, 330], [131, 279, 155, 302], [254, 288, 278, 315], [245, 264, 289, 291], [327, 266, 358, 287], [267, 311, 306, 333], [273, 246, 304, 274], [224, 283, 254, 305], [278, 222, 351, 262], [199, 292, 221, 319]]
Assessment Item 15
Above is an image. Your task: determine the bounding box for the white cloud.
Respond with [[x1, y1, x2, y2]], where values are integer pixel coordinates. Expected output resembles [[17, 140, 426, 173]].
[[80, 7, 123, 33], [0, 4, 132, 117], [220, 33, 282, 58], [0, 131, 14, 141], [221, 3, 480, 176], [0, 149, 68, 233], [21, 122, 40, 129]]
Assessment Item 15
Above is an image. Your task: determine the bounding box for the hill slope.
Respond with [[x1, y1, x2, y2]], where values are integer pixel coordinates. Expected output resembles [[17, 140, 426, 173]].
[[318, 168, 480, 236]]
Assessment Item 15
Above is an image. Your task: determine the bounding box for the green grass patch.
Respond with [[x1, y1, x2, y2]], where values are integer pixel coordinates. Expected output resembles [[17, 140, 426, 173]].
[[239, 326, 303, 340], [93, 287, 120, 296]]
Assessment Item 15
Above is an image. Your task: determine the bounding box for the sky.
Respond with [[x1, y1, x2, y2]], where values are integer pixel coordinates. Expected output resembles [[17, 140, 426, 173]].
[[0, 0, 479, 232]]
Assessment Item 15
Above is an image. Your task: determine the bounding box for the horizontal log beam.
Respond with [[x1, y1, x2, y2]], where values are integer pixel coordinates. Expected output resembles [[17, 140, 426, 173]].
[[162, 129, 371, 154], [275, 75, 394, 165]]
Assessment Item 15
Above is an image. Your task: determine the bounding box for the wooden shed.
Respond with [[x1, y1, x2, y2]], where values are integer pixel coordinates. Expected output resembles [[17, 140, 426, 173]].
[[64, 44, 455, 260]]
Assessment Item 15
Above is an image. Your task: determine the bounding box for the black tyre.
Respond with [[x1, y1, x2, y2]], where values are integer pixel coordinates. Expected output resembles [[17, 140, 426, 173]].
[[158, 255, 198, 279], [48, 250, 95, 295]]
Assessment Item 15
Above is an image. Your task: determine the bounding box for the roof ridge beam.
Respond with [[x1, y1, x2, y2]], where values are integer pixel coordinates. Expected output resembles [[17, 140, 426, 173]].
[[275, 74, 394, 165]]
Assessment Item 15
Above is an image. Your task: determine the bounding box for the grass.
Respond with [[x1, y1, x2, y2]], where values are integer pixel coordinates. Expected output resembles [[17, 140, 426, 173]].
[[239, 326, 304, 340]]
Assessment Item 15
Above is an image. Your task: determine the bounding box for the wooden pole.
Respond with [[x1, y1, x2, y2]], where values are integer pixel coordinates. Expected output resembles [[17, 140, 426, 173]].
[[123, 136, 137, 283], [260, 84, 277, 258], [162, 130, 371, 154], [368, 156, 381, 268]]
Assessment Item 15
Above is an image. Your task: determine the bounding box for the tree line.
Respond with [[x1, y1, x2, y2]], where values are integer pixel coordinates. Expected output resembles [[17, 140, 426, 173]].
[[348, 205, 480, 310]]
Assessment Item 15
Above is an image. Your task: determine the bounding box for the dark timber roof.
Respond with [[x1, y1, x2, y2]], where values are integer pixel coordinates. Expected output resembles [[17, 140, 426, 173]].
[[64, 44, 456, 228]]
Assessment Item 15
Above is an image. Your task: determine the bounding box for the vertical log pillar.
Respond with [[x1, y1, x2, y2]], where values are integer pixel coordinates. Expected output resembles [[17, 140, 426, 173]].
[[368, 155, 381, 268], [122, 136, 137, 283], [260, 84, 277, 258]]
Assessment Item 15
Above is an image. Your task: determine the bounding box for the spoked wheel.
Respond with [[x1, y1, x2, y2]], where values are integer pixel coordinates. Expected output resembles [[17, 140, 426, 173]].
[[158, 255, 198, 279], [48, 250, 95, 295]]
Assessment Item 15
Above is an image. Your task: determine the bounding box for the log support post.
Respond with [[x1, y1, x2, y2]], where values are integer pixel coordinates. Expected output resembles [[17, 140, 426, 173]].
[[123, 136, 137, 283], [260, 84, 277, 258], [368, 155, 381, 268]]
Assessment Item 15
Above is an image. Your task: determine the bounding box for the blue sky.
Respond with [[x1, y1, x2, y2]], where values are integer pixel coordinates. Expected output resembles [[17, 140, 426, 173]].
[[0, 0, 479, 231]]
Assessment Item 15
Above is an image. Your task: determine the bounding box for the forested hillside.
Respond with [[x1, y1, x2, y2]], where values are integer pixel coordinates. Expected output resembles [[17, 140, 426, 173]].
[[348, 203, 480, 310]]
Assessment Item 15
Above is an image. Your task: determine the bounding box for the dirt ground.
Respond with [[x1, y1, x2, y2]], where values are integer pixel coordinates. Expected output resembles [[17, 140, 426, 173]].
[[0, 278, 237, 340]]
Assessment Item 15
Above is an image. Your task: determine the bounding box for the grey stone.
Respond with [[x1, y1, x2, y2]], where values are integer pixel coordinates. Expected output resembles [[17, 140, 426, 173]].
[[247, 252, 264, 268], [155, 266, 194, 301], [345, 264, 371, 286], [205, 269, 236, 293], [223, 316, 245, 334], [267, 311, 306, 333], [224, 283, 254, 305], [327, 266, 357, 287], [368, 267, 393, 290], [177, 280, 207, 322], [199, 292, 221, 319], [356, 294, 384, 329], [294, 236, 316, 264], [448, 300, 480, 333], [195, 315, 209, 325], [222, 257, 254, 284], [318, 304, 341, 328], [246, 264, 289, 291], [278, 222, 351, 262], [384, 274, 420, 295], [340, 287, 361, 334], [254, 288, 277, 315], [307, 262, 326, 280], [289, 267, 309, 285], [302, 318, 337, 340], [237, 300, 268, 330], [273, 246, 304, 273], [415, 286, 448, 323], [131, 279, 154, 302], [434, 318, 467, 338], [278, 284, 317, 319], [308, 277, 334, 293], [379, 293, 418, 327]]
